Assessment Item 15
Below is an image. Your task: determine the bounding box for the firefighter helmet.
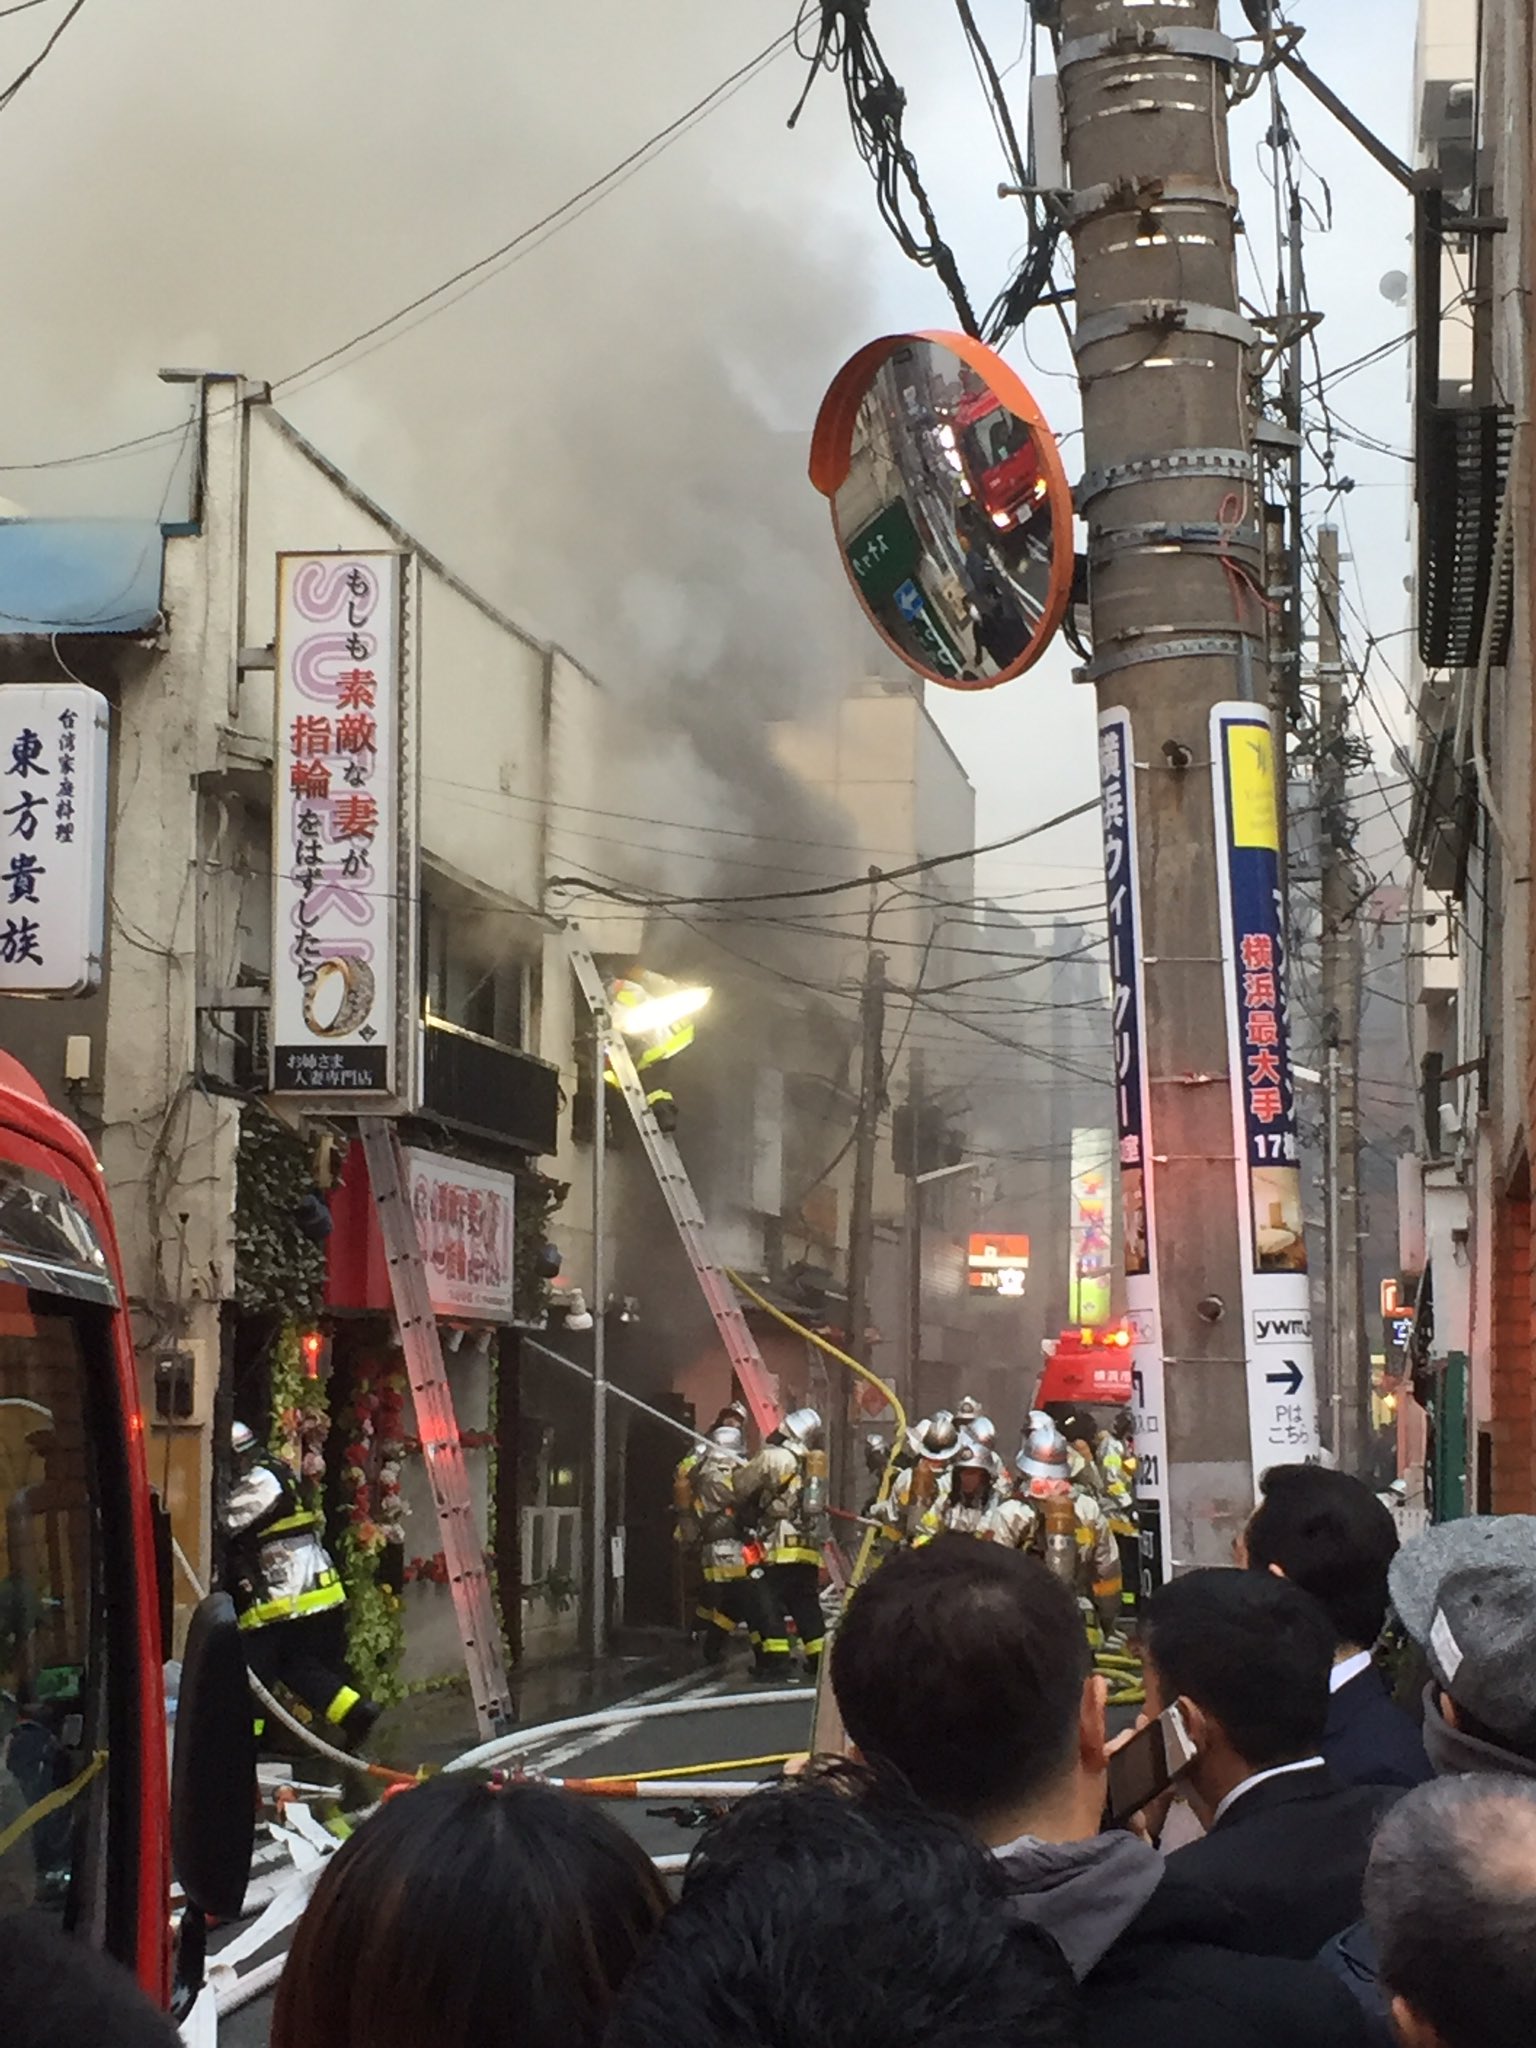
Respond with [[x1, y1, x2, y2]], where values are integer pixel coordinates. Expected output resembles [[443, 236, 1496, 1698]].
[[954, 1395, 983, 1422], [952, 1438, 1000, 1478], [1018, 1411, 1071, 1487], [864, 1432, 890, 1476], [909, 1415, 962, 1465], [714, 1400, 750, 1430], [231, 1420, 258, 1457], [963, 1415, 998, 1451], [782, 1407, 823, 1447], [708, 1422, 745, 1455]]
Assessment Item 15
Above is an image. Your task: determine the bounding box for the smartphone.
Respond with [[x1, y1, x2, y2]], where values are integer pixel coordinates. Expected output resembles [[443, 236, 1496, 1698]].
[[1106, 1703, 1197, 1825]]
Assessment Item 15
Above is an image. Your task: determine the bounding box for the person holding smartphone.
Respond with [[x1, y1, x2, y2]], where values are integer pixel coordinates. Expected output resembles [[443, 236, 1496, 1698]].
[[829, 1538, 1374, 2048]]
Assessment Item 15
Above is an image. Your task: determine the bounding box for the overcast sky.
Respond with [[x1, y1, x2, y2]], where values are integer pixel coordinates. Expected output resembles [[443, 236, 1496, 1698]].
[[0, 0, 1418, 900]]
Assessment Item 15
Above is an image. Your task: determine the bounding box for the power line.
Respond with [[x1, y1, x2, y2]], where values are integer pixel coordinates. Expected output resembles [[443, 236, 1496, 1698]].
[[0, 25, 797, 473], [547, 796, 1101, 911], [0, 0, 85, 114]]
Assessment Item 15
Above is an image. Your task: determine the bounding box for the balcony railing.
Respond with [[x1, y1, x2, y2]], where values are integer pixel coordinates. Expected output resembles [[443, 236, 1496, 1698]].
[[420, 1012, 559, 1156]]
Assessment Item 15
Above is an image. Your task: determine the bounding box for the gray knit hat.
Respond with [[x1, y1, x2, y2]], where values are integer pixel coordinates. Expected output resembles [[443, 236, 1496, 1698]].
[[1389, 1515, 1536, 1746]]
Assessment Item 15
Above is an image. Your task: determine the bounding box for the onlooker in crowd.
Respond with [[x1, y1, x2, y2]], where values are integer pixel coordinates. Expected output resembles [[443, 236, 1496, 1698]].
[[1244, 1464, 1430, 1788], [0, 1911, 179, 2048], [828, 1536, 1373, 2048], [607, 1767, 1080, 2048], [1363, 1774, 1536, 2048], [1141, 1568, 1395, 1959], [1322, 1515, 1536, 2037], [272, 1776, 666, 2048]]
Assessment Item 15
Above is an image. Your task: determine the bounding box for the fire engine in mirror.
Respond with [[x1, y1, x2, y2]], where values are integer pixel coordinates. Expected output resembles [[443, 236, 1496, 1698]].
[[810, 331, 1074, 690]]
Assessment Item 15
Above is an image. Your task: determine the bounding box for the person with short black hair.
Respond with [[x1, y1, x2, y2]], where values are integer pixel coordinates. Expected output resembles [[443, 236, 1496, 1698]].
[[1142, 1568, 1397, 1960], [1245, 1464, 1429, 1788], [829, 1537, 1373, 2048], [1363, 1774, 1536, 2048], [0, 1912, 179, 2048], [607, 1767, 1079, 2048]]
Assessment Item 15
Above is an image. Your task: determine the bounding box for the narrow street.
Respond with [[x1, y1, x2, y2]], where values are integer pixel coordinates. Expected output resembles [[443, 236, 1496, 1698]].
[[219, 1661, 816, 2045]]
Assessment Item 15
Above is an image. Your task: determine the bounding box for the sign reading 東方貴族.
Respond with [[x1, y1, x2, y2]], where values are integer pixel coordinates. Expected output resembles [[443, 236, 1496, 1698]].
[[0, 684, 110, 998], [271, 553, 415, 1102]]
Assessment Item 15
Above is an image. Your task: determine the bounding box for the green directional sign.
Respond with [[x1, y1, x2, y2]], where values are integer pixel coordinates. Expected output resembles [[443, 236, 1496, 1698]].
[[845, 498, 922, 603]]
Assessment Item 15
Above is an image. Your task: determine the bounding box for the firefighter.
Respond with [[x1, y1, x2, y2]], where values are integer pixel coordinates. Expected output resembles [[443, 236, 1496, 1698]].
[[738, 1407, 827, 1677], [871, 1414, 962, 1546], [922, 1439, 1033, 1547], [681, 1420, 779, 1676], [959, 1411, 1013, 1496], [223, 1421, 380, 1747], [1099, 1407, 1141, 1619], [606, 976, 700, 1133], [1012, 1412, 1124, 1643]]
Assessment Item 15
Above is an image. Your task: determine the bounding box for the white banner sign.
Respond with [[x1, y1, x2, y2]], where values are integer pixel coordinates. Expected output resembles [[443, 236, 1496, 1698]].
[[0, 684, 109, 997], [272, 552, 410, 1099], [404, 1147, 516, 1320]]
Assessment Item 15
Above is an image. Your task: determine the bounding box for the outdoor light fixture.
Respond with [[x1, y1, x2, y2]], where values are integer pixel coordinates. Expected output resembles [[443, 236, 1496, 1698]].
[[613, 985, 712, 1038]]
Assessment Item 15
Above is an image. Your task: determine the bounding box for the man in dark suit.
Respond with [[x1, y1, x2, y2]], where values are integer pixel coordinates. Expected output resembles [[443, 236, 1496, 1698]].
[[1142, 1569, 1397, 1961], [1244, 1465, 1430, 1790]]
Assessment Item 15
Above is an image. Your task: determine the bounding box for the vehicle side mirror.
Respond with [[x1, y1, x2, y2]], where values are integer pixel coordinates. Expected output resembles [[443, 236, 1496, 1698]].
[[172, 1592, 256, 1922], [150, 1491, 174, 1660]]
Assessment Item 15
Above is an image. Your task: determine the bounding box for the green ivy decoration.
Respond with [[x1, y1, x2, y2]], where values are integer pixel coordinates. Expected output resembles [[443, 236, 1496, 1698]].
[[338, 1524, 407, 1707], [513, 1170, 568, 1326], [235, 1105, 326, 1318]]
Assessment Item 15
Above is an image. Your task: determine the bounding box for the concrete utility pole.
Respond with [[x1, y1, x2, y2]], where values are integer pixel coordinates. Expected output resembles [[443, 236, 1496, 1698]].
[[1316, 524, 1366, 1470], [842, 942, 886, 1509], [1060, 0, 1316, 1565], [902, 1047, 926, 1418]]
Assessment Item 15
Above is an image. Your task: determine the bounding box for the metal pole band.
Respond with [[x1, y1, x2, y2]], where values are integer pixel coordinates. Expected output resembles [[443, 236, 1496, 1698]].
[[1090, 519, 1263, 562], [1058, 27, 1238, 70], [1068, 175, 1238, 226], [1080, 631, 1259, 684], [1073, 301, 1259, 355], [1075, 447, 1253, 511]]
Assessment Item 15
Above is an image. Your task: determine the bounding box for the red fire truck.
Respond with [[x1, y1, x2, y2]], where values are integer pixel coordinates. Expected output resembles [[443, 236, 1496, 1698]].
[[952, 387, 1049, 530], [1036, 1322, 1135, 1410], [0, 1050, 251, 2012]]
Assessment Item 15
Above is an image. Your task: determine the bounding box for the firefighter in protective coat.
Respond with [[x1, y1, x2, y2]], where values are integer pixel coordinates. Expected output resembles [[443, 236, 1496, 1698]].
[[737, 1408, 827, 1676], [918, 1439, 1033, 1546], [1011, 1412, 1125, 1640], [223, 1421, 380, 1746], [680, 1421, 778, 1675], [871, 1414, 963, 1547]]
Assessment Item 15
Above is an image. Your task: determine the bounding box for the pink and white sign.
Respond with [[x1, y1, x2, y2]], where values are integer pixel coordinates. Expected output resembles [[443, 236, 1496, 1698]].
[[404, 1147, 516, 1320], [271, 552, 412, 1099]]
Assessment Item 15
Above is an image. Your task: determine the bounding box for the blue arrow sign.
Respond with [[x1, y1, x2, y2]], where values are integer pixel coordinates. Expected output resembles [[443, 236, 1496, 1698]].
[[894, 577, 925, 622], [1265, 1359, 1303, 1397]]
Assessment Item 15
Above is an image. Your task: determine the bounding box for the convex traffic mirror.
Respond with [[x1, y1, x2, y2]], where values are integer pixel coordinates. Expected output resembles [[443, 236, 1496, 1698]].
[[810, 331, 1074, 690]]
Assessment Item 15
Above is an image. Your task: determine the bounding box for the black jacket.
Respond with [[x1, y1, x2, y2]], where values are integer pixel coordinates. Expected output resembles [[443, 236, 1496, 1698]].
[[1323, 1666, 1432, 1790], [996, 1830, 1374, 2048], [1166, 1764, 1397, 1959]]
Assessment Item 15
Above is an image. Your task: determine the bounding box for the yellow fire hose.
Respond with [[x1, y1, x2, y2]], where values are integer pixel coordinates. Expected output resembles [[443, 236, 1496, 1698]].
[[726, 1269, 907, 1589]]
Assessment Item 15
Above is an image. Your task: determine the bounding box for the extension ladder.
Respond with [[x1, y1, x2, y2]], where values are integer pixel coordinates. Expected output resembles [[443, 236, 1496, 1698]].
[[358, 1118, 513, 1740], [568, 944, 783, 1440]]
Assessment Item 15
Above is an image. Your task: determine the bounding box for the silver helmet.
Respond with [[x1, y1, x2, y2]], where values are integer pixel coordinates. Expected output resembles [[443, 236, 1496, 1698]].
[[231, 1420, 258, 1457], [708, 1422, 746, 1455], [954, 1395, 983, 1422], [1018, 1410, 1071, 1484], [952, 1438, 1000, 1478], [964, 1415, 998, 1451], [911, 1415, 962, 1465], [782, 1407, 823, 1447]]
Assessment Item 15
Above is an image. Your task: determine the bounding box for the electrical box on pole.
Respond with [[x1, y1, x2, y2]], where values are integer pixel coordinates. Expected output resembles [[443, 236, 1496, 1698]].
[[1060, 0, 1322, 1571]]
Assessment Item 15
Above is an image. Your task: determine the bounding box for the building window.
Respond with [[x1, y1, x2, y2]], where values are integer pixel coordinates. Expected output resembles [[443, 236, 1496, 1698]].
[[421, 889, 525, 1049]]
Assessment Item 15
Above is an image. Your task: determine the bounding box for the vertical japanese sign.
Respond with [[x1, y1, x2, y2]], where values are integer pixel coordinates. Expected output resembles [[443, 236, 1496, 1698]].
[[272, 553, 413, 1100], [0, 684, 109, 997], [1211, 704, 1321, 1476], [1067, 1128, 1113, 1324], [1098, 708, 1166, 1587]]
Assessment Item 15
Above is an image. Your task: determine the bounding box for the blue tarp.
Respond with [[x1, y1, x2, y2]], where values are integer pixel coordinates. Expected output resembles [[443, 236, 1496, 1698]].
[[0, 519, 166, 634]]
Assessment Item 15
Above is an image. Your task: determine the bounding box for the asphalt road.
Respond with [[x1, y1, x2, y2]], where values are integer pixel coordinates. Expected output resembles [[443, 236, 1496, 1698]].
[[217, 1656, 815, 2045]]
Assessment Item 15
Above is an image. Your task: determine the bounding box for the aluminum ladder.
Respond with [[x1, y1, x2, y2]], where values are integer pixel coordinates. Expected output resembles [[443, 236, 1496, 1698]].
[[358, 1118, 513, 1740], [568, 944, 783, 1440]]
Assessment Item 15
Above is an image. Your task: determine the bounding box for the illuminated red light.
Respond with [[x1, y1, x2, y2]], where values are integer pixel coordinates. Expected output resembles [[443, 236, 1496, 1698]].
[[301, 1330, 324, 1379]]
